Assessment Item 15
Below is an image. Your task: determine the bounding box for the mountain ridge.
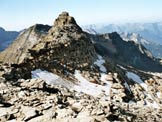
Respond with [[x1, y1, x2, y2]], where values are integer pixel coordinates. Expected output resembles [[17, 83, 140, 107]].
[[0, 12, 162, 122], [0, 12, 162, 74], [0, 24, 51, 64], [83, 22, 162, 44], [120, 32, 162, 58]]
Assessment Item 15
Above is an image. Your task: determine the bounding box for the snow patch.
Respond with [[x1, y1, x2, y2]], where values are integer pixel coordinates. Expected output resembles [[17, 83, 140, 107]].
[[74, 70, 111, 97], [126, 72, 148, 91], [126, 71, 160, 109], [145, 100, 159, 109], [31, 69, 112, 98], [31, 69, 60, 84], [94, 55, 107, 73], [31, 69, 74, 89], [157, 92, 161, 98], [149, 72, 162, 78], [100, 73, 112, 86], [124, 82, 131, 92], [117, 64, 127, 70]]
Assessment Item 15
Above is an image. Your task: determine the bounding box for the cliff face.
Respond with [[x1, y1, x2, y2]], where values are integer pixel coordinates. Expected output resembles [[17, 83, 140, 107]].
[[25, 12, 96, 75]]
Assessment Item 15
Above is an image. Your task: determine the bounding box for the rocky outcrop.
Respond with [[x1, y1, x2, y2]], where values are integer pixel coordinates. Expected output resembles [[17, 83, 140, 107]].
[[1, 65, 162, 122], [0, 12, 97, 79]]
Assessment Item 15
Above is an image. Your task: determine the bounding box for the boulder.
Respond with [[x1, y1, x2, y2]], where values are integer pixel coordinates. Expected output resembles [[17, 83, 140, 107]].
[[71, 102, 83, 112], [20, 79, 46, 89]]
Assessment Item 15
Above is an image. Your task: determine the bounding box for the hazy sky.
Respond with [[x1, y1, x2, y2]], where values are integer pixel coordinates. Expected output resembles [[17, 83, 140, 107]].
[[0, 0, 162, 30]]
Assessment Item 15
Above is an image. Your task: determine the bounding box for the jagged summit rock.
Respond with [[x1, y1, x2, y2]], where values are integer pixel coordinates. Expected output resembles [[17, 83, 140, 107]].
[[0, 11, 162, 78], [54, 12, 78, 27], [49, 12, 82, 35]]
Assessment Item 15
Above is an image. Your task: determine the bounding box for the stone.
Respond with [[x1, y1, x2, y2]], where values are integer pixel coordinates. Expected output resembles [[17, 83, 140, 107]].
[[21, 106, 38, 121], [18, 91, 27, 98], [71, 102, 83, 112], [42, 103, 52, 110], [0, 107, 19, 122], [20, 79, 46, 89], [91, 108, 104, 115], [105, 74, 113, 81], [77, 111, 94, 122], [94, 115, 109, 122], [56, 108, 74, 119], [54, 12, 78, 27]]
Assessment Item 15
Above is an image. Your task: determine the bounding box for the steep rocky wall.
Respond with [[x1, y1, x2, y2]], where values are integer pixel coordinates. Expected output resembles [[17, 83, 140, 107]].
[[8, 12, 97, 79]]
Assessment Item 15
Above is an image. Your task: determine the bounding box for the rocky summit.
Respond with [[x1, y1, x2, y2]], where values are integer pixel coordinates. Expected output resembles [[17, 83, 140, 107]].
[[0, 12, 97, 79], [0, 12, 162, 122]]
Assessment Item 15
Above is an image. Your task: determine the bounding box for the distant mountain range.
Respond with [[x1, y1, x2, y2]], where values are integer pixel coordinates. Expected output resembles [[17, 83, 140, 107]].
[[120, 32, 162, 58], [83, 22, 162, 58], [1, 22, 162, 59], [83, 22, 162, 44], [0, 27, 19, 51]]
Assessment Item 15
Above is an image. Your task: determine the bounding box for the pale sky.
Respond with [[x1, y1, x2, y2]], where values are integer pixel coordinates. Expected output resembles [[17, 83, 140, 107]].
[[0, 0, 162, 31]]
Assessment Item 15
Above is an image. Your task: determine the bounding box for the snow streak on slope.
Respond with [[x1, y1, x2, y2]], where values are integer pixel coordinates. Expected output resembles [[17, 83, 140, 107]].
[[31, 69, 74, 89], [32, 69, 60, 84], [126, 72, 148, 91], [31, 69, 112, 97], [74, 70, 112, 97], [94, 55, 107, 73], [126, 71, 159, 108]]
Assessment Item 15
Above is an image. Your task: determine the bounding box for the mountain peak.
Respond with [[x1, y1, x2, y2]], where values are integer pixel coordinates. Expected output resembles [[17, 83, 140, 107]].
[[53, 12, 78, 28]]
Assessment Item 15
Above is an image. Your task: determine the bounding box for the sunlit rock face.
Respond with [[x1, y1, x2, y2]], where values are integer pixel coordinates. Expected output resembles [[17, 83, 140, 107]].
[[0, 24, 51, 64]]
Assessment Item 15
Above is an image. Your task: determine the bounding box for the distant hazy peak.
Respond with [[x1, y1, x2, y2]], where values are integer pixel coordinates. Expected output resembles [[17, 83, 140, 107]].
[[83, 22, 162, 44], [0, 27, 5, 32]]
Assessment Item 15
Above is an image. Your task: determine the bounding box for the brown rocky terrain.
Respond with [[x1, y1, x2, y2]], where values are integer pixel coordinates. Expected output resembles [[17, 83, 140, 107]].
[[0, 64, 162, 122], [0, 12, 162, 122]]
